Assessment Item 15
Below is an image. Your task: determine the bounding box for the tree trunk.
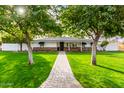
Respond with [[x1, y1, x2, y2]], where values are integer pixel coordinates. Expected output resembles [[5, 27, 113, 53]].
[[91, 41, 97, 65], [25, 31, 34, 65], [20, 42, 22, 52], [103, 46, 106, 51]]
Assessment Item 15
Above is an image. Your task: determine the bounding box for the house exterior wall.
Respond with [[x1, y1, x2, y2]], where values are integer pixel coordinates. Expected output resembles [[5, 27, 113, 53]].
[[44, 42, 57, 47], [1, 42, 91, 51], [22, 43, 40, 51], [32, 42, 57, 51], [85, 43, 91, 47]]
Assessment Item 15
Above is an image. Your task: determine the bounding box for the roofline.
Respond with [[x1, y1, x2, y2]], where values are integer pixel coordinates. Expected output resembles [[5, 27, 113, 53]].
[[33, 39, 92, 42]]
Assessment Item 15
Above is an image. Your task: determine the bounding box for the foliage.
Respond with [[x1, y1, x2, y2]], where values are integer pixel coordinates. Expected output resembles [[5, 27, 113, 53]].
[[100, 40, 109, 51], [0, 41, 1, 45], [2, 32, 25, 43], [0, 33, 1, 45], [60, 5, 123, 65], [0, 5, 62, 64], [0, 6, 61, 37], [60, 5, 122, 39]]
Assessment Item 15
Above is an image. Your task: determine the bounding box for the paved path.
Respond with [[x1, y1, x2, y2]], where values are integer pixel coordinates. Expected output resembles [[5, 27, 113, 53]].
[[40, 51, 82, 88]]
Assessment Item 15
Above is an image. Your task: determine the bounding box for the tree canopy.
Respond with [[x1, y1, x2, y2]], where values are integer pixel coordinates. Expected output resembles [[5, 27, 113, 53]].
[[60, 6, 122, 38], [60, 5, 123, 65], [1, 5, 124, 65], [0, 5, 62, 64]]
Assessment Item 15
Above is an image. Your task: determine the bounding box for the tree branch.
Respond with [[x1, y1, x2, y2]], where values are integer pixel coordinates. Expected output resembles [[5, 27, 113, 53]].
[[85, 31, 95, 40], [91, 26, 97, 34], [0, 26, 20, 39]]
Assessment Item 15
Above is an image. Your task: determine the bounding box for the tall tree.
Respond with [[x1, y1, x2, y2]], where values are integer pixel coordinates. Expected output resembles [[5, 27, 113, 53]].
[[0, 31, 2, 49], [0, 5, 62, 64], [60, 6, 122, 65]]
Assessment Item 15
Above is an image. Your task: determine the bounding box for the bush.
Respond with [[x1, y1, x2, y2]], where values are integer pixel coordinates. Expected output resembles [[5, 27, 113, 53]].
[[100, 40, 109, 51]]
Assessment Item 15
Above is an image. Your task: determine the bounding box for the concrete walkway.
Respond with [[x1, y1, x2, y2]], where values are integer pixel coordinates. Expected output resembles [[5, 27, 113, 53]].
[[40, 51, 82, 88]]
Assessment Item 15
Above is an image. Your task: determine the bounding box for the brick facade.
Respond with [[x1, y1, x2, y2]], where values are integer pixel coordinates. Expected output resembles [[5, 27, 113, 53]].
[[33, 47, 57, 51], [33, 47, 91, 52]]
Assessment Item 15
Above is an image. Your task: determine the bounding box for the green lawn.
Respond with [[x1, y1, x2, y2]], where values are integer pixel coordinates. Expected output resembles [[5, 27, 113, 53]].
[[0, 51, 57, 88], [67, 51, 124, 88]]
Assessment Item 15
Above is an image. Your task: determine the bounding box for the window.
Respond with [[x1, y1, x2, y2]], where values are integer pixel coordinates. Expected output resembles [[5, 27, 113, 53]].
[[70, 43, 78, 48], [39, 42, 44, 47], [82, 42, 86, 45], [82, 42, 86, 48]]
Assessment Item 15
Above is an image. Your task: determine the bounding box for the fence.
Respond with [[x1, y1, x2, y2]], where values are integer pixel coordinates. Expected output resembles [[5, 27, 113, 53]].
[[1, 43, 40, 51]]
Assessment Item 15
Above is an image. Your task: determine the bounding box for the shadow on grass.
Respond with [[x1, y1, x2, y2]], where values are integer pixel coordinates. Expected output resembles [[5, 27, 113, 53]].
[[97, 65, 124, 74], [67, 51, 124, 56], [74, 72, 122, 88], [66, 51, 112, 56], [102, 78, 121, 88], [107, 55, 124, 59], [66, 52, 91, 56], [0, 52, 55, 88]]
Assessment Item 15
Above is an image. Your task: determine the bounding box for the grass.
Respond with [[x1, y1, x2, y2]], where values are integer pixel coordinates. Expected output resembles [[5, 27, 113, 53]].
[[0, 51, 57, 88], [67, 51, 124, 88]]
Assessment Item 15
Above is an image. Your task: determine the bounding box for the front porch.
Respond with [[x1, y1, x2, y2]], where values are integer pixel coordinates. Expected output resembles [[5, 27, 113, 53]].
[[57, 42, 91, 52], [33, 42, 92, 52]]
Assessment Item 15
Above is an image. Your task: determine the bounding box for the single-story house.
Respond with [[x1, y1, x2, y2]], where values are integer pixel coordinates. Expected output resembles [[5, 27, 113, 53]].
[[32, 37, 92, 52], [1, 37, 93, 52], [1, 37, 124, 52]]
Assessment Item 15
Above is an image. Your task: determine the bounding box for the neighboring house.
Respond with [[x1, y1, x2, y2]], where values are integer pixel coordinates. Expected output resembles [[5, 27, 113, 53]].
[[1, 37, 93, 52], [98, 36, 124, 51]]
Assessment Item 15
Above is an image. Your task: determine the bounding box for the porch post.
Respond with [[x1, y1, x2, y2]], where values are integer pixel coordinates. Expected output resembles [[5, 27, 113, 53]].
[[80, 42, 82, 52], [68, 43, 70, 51], [57, 42, 58, 51]]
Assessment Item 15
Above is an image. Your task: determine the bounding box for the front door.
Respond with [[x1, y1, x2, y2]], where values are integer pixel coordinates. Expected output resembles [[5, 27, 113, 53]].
[[60, 42, 64, 51]]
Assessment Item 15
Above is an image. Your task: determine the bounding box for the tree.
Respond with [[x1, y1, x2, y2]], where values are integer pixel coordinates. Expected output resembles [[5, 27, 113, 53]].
[[0, 31, 2, 44], [60, 6, 122, 65], [100, 40, 109, 51], [116, 6, 124, 38], [0, 31, 2, 50], [0, 5, 62, 64]]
